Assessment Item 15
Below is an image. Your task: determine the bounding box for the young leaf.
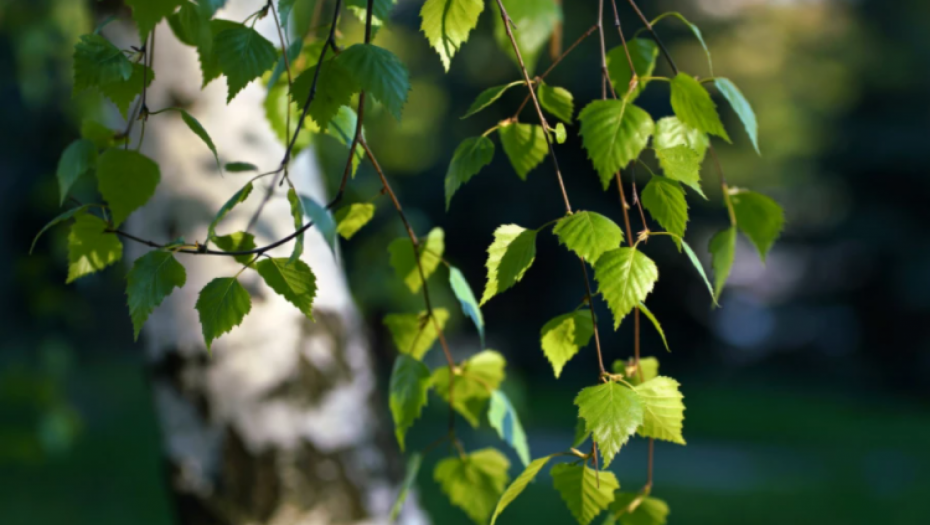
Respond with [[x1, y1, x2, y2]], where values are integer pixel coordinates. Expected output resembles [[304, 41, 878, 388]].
[[637, 302, 669, 352], [462, 81, 524, 119], [286, 189, 304, 264], [67, 213, 123, 283], [575, 381, 644, 467], [31, 205, 91, 255], [213, 231, 257, 264], [493, 0, 561, 75], [195, 277, 252, 351], [594, 248, 659, 329], [540, 311, 594, 378], [72, 34, 132, 93], [572, 417, 590, 447], [607, 38, 659, 101], [480, 225, 537, 305], [434, 448, 510, 525], [224, 162, 258, 172], [98, 63, 155, 117], [56, 139, 97, 206], [488, 390, 530, 466], [213, 24, 278, 102], [669, 73, 730, 142], [449, 266, 485, 346], [388, 227, 445, 293], [607, 493, 670, 525], [126, 251, 187, 340], [550, 463, 619, 525], [681, 240, 716, 305], [491, 455, 553, 525], [125, 0, 184, 40], [179, 109, 220, 169], [635, 376, 685, 445], [420, 0, 484, 71], [654, 116, 708, 162], [207, 182, 253, 240], [715, 78, 759, 154], [553, 122, 567, 144], [538, 82, 574, 123], [390, 453, 422, 521], [334, 203, 375, 240], [641, 177, 688, 245], [383, 309, 450, 360], [579, 100, 654, 190], [432, 350, 506, 427], [96, 149, 161, 227], [654, 145, 704, 198], [337, 44, 410, 120], [708, 226, 736, 300], [498, 122, 548, 180], [730, 190, 784, 262], [290, 58, 358, 130], [612, 356, 660, 386], [389, 354, 431, 451], [552, 211, 624, 264], [255, 258, 317, 320], [298, 194, 338, 254], [445, 136, 495, 209]]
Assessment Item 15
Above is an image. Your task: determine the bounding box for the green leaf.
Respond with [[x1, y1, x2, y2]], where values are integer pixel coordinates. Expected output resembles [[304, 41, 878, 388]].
[[731, 190, 784, 262], [195, 277, 252, 351], [612, 356, 660, 386], [540, 311, 594, 378], [579, 100, 654, 190], [213, 231, 256, 264], [607, 38, 659, 101], [286, 189, 304, 264], [538, 82, 574, 123], [641, 177, 688, 245], [449, 266, 485, 346], [56, 139, 97, 206], [488, 390, 530, 467], [96, 149, 161, 227], [420, 0, 484, 71], [498, 122, 547, 180], [681, 240, 716, 305], [224, 162, 258, 172], [81, 119, 122, 150], [553, 122, 567, 144], [462, 81, 524, 119], [491, 455, 553, 525], [290, 58, 358, 130], [346, 0, 397, 26], [654, 145, 704, 198], [432, 350, 505, 427], [125, 0, 184, 40], [445, 136, 495, 210], [383, 309, 451, 360], [390, 453, 422, 521], [207, 182, 253, 240], [214, 24, 278, 102], [265, 77, 316, 156], [552, 211, 624, 264], [480, 225, 537, 305], [298, 194, 338, 254], [435, 448, 510, 525], [708, 226, 736, 300], [267, 39, 303, 90], [255, 258, 317, 320], [126, 251, 187, 341], [635, 376, 685, 444], [670, 73, 729, 142], [594, 248, 659, 329], [277, 0, 298, 28], [607, 493, 670, 525], [337, 44, 409, 120], [326, 105, 366, 176], [72, 34, 132, 93], [31, 205, 91, 255], [651, 11, 713, 75], [334, 203, 375, 240], [654, 116, 708, 162], [388, 227, 445, 294], [179, 109, 220, 169], [493, 0, 561, 75], [572, 417, 590, 447], [168, 1, 211, 47], [98, 63, 155, 117], [389, 354, 431, 451], [637, 302, 669, 352], [575, 382, 644, 467], [67, 213, 123, 283], [198, 19, 241, 88], [550, 463, 619, 525], [715, 78, 759, 154]]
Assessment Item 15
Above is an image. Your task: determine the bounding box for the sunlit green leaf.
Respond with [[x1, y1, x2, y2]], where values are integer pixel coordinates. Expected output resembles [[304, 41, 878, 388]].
[[635, 376, 685, 444], [575, 381, 644, 467], [213, 231, 256, 264], [337, 43, 410, 120], [255, 258, 317, 320], [126, 251, 186, 340], [715, 78, 759, 154], [462, 81, 524, 119], [481, 225, 537, 305], [207, 182, 253, 240], [98, 63, 155, 117], [213, 24, 278, 102], [290, 58, 358, 130], [681, 240, 716, 305], [538, 82, 574, 123], [708, 226, 736, 300], [641, 177, 688, 246], [637, 302, 669, 352], [491, 455, 553, 525], [654, 116, 708, 162], [96, 149, 160, 227], [731, 189, 784, 262], [179, 109, 220, 169], [488, 390, 530, 466], [445, 136, 495, 209], [553, 211, 624, 264], [31, 205, 92, 255], [286, 189, 304, 264], [606, 493, 670, 525], [499, 122, 547, 181], [432, 350, 506, 427], [383, 309, 450, 360], [334, 203, 375, 240], [579, 100, 654, 190], [551, 463, 619, 525], [421, 0, 484, 71], [72, 34, 132, 93], [493, 0, 561, 75], [669, 73, 729, 142], [607, 38, 658, 101], [655, 145, 703, 198], [388, 227, 445, 293], [125, 0, 184, 40], [195, 277, 252, 351], [435, 448, 510, 525], [390, 354, 431, 450], [67, 213, 122, 283], [594, 248, 659, 329], [651, 11, 712, 75], [612, 356, 659, 386], [540, 311, 594, 378]]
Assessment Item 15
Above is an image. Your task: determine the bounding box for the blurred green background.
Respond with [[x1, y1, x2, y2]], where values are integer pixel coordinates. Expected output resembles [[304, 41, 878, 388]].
[[2, 0, 929, 524]]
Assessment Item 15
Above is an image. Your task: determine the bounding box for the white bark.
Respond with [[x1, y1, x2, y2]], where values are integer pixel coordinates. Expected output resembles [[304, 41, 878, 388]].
[[108, 2, 426, 523]]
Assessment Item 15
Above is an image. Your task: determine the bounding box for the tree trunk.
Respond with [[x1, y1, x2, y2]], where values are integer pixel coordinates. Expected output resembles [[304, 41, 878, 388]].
[[109, 2, 425, 523]]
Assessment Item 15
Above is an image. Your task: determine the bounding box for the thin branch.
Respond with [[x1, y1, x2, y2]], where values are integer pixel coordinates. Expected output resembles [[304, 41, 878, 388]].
[[625, 0, 678, 75]]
